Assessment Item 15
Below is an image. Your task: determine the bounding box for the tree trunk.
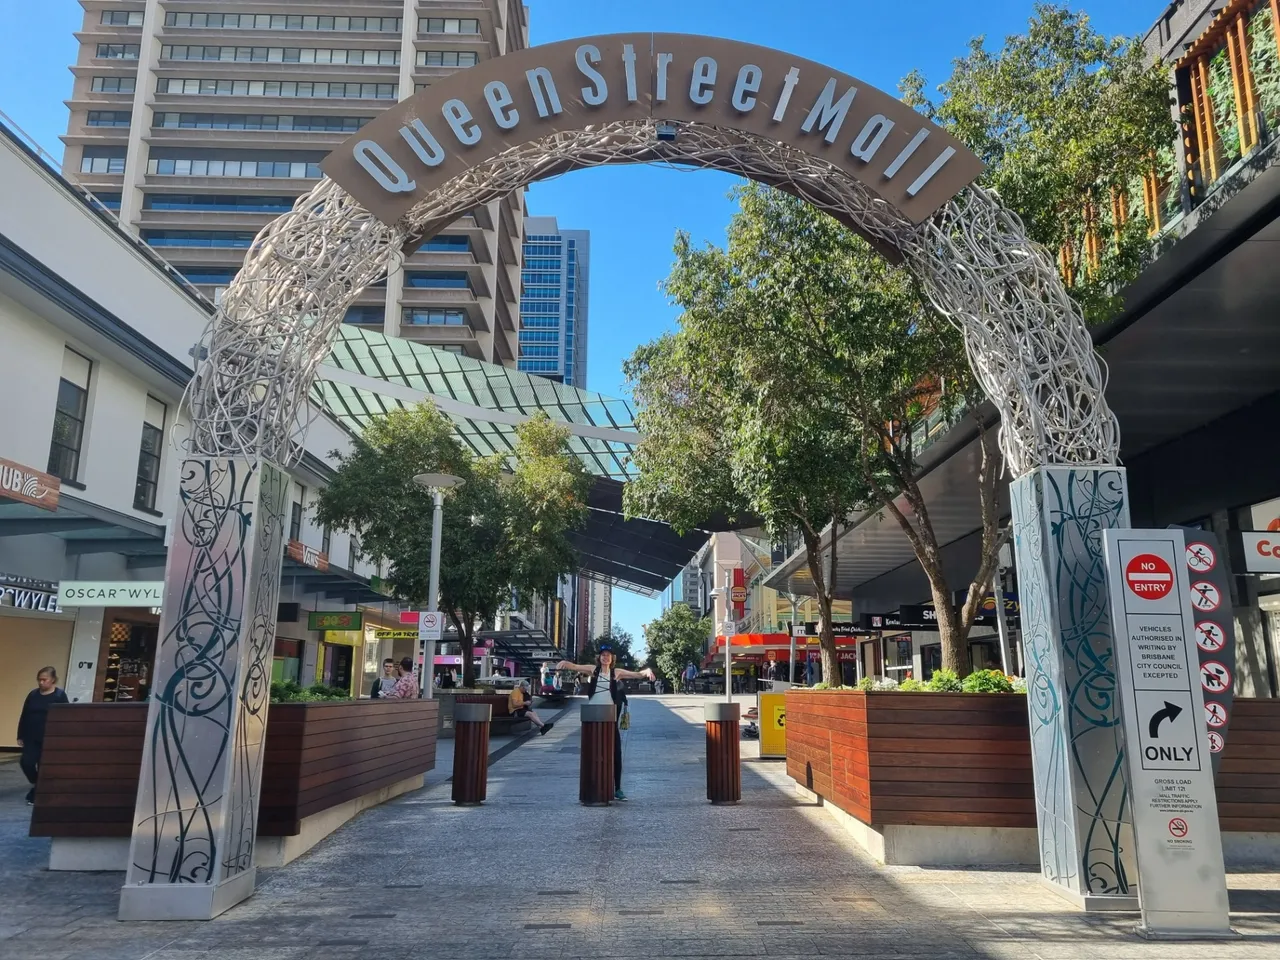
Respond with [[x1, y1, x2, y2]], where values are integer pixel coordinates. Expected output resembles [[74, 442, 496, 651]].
[[460, 624, 475, 689], [930, 578, 967, 677], [800, 518, 842, 688]]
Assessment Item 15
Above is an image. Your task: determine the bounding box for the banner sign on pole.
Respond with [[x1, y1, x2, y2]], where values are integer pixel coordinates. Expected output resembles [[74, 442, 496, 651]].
[[1175, 528, 1235, 774], [1103, 528, 1231, 938], [1241, 532, 1280, 573]]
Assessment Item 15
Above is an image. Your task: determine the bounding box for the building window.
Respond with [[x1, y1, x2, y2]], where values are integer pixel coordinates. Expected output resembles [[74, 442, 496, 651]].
[[160, 46, 398, 66], [417, 51, 480, 67], [322, 526, 331, 555], [178, 267, 238, 285], [155, 77, 397, 99], [420, 235, 470, 252], [404, 271, 470, 289], [48, 348, 92, 483], [142, 230, 257, 248], [344, 305, 385, 324], [134, 397, 166, 511], [402, 308, 466, 326], [164, 13, 402, 33], [290, 495, 303, 541], [146, 193, 297, 213], [420, 18, 480, 34], [146, 157, 324, 179], [91, 192, 122, 210], [86, 110, 133, 127], [91, 76, 136, 93], [80, 148, 127, 174], [151, 113, 367, 132], [97, 44, 140, 59], [102, 11, 145, 26]]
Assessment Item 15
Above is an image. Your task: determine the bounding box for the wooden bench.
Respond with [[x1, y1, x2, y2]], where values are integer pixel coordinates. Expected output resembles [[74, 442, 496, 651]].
[[455, 694, 532, 737]]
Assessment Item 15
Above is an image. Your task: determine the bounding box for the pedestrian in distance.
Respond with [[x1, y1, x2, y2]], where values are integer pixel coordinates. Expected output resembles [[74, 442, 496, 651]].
[[509, 680, 554, 735], [383, 657, 419, 699], [370, 658, 397, 699], [557, 644, 653, 801], [16, 666, 69, 805]]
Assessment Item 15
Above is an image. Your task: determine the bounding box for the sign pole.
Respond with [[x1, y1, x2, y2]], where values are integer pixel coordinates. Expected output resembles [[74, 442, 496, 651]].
[[788, 597, 798, 685], [424, 488, 444, 699], [991, 574, 1012, 676]]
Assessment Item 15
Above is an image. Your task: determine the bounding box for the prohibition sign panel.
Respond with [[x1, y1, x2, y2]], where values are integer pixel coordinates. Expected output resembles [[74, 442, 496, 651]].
[[1207, 731, 1225, 753], [1195, 621, 1226, 653], [1125, 553, 1174, 600], [1205, 702, 1229, 728], [1188, 581, 1222, 613], [1200, 660, 1231, 694], [1185, 542, 1216, 574]]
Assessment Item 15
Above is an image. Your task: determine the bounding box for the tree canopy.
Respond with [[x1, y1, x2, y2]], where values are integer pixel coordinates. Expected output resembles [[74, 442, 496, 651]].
[[901, 2, 1174, 322], [642, 603, 713, 687], [315, 403, 591, 687], [578, 624, 638, 670]]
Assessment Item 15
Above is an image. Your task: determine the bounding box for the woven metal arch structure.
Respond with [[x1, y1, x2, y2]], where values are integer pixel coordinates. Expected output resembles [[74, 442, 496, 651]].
[[185, 117, 1118, 479]]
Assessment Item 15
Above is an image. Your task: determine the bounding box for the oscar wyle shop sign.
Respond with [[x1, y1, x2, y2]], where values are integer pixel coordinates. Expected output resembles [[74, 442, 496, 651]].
[[323, 35, 983, 227], [58, 582, 165, 607], [0, 573, 61, 613], [1103, 529, 1232, 939]]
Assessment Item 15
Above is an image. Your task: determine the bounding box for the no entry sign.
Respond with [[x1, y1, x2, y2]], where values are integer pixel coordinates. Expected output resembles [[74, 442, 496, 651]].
[[1125, 553, 1174, 599]]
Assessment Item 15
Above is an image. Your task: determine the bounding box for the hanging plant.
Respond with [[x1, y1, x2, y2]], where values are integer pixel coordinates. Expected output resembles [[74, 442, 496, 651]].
[[1249, 6, 1280, 137], [1207, 45, 1243, 165]]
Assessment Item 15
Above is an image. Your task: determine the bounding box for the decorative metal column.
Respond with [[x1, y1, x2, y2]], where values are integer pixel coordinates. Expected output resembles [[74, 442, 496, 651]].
[[1010, 466, 1137, 910], [119, 459, 288, 921]]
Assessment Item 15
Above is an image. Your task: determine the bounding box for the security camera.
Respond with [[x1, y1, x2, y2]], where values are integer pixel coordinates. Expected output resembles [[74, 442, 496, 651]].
[[656, 122, 678, 142]]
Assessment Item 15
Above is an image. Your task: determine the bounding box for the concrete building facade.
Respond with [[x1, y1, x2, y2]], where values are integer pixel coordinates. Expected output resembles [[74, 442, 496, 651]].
[[61, 0, 526, 364]]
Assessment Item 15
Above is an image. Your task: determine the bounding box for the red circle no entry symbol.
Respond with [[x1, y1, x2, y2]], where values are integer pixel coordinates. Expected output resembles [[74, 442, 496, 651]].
[[1168, 818, 1189, 838], [1125, 553, 1174, 600]]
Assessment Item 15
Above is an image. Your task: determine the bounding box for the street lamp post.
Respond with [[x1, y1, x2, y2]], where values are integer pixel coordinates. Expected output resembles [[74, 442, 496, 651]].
[[413, 472, 464, 699]]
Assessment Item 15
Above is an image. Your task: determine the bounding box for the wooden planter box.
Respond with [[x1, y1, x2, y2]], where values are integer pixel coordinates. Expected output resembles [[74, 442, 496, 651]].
[[785, 690, 1280, 864], [31, 698, 438, 839]]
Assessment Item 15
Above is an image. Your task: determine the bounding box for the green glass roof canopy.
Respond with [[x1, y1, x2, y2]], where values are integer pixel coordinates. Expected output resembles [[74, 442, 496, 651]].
[[314, 328, 719, 597], [318, 327, 637, 479]]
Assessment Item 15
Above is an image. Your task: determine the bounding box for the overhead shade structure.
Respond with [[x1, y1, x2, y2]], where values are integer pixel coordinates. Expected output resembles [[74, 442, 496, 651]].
[[313, 327, 721, 594]]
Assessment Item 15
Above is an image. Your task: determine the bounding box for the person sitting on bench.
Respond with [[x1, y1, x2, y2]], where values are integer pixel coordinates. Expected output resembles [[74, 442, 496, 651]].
[[509, 680, 554, 735]]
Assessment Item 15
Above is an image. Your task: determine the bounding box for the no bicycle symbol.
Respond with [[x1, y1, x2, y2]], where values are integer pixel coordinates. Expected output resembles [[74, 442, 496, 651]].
[[1186, 542, 1216, 574], [1168, 818, 1189, 838]]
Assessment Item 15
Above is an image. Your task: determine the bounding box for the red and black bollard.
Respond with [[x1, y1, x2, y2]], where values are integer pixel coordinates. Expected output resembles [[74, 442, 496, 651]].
[[579, 702, 616, 806], [706, 702, 741, 805]]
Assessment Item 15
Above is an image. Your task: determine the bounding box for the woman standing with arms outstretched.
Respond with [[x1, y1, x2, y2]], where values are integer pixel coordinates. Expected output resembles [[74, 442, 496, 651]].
[[557, 644, 653, 801]]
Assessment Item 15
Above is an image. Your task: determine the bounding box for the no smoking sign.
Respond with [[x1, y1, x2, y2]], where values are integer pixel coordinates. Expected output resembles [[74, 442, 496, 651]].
[[1168, 817, 1189, 838]]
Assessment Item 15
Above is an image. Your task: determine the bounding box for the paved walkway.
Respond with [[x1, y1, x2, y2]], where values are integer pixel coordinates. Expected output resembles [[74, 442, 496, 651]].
[[2, 695, 1279, 959]]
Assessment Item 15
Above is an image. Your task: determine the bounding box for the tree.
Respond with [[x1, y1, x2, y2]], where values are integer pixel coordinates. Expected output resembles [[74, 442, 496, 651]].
[[901, 3, 1174, 323], [627, 184, 1006, 679], [316, 403, 591, 687], [579, 624, 638, 670], [643, 604, 713, 688]]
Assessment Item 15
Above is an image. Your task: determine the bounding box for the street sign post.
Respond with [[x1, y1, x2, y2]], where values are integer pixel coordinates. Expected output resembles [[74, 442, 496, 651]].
[[1103, 529, 1232, 939], [418, 611, 444, 697]]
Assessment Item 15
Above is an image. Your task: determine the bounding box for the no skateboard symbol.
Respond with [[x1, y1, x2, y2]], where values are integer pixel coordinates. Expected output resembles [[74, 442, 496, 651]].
[[1195, 621, 1226, 653], [1205, 702, 1229, 728], [1168, 818, 1189, 838], [1189, 581, 1222, 612], [1200, 660, 1232, 693]]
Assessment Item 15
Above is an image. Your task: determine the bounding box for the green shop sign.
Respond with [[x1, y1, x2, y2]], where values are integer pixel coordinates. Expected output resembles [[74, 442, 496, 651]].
[[308, 611, 363, 631]]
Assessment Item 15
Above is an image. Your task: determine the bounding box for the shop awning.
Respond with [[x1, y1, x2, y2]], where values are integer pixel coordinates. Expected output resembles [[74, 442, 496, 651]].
[[279, 558, 398, 607], [476, 629, 561, 670], [0, 493, 166, 560]]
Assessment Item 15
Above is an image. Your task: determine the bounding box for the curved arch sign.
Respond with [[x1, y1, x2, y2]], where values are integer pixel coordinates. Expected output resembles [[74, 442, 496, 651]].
[[323, 34, 983, 226]]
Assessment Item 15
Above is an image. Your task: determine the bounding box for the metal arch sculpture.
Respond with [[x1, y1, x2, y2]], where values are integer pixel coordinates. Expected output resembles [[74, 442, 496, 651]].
[[129, 35, 1135, 921], [185, 35, 1119, 478]]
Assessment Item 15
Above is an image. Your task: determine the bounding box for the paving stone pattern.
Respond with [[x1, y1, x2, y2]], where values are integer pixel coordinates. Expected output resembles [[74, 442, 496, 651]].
[[1, 696, 1279, 959]]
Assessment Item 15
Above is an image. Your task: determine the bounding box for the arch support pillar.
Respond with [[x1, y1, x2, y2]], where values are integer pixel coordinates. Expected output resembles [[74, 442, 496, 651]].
[[1011, 466, 1137, 907], [119, 459, 289, 921]]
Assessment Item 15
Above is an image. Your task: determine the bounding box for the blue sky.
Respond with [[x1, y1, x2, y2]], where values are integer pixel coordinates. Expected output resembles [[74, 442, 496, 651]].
[[0, 1, 1157, 651]]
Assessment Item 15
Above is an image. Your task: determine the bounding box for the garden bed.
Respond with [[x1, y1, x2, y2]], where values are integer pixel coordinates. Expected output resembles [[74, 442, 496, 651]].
[[785, 689, 1280, 866]]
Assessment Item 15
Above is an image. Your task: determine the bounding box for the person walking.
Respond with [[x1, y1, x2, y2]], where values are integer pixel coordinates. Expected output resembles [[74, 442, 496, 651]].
[[557, 645, 653, 801], [383, 657, 419, 699], [16, 666, 69, 805]]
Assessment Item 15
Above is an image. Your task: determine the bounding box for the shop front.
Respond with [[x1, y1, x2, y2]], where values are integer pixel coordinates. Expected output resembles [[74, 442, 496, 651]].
[[0, 573, 74, 748], [309, 610, 364, 694]]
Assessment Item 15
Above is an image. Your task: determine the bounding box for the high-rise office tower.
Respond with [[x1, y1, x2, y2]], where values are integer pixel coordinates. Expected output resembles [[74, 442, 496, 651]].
[[62, 2, 525, 364], [519, 215, 589, 387]]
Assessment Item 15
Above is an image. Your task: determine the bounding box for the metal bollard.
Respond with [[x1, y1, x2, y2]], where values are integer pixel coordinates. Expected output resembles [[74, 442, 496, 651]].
[[452, 702, 492, 805], [705, 701, 741, 805], [579, 703, 616, 806]]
